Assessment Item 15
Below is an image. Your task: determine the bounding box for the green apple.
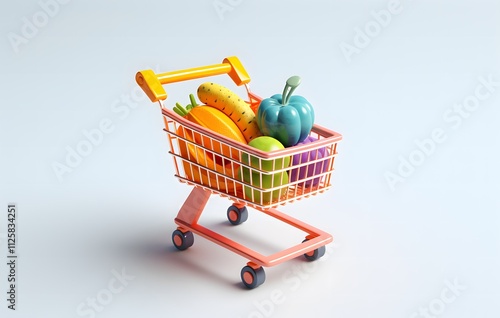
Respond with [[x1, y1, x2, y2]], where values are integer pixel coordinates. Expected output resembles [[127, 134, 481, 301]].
[[238, 167, 289, 204], [241, 136, 291, 171]]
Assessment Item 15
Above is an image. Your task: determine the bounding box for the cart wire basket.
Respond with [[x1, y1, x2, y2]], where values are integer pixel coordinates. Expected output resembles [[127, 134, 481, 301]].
[[136, 56, 342, 289]]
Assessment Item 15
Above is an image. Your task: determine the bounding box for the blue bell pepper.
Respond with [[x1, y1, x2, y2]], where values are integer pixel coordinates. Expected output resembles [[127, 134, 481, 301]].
[[257, 76, 314, 147]]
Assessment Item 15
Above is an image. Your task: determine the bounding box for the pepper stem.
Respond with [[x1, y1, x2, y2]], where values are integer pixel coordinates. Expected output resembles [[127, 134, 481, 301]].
[[281, 76, 301, 105]]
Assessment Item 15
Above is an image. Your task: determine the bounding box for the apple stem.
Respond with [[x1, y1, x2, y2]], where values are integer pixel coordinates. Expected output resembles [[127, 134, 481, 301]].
[[281, 76, 301, 105]]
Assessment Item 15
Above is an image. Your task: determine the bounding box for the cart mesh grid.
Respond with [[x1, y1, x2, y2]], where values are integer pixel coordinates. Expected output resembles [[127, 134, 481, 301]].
[[161, 103, 342, 210]]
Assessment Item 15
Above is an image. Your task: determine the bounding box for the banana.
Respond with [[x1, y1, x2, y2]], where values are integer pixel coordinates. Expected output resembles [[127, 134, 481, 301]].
[[197, 82, 262, 143]]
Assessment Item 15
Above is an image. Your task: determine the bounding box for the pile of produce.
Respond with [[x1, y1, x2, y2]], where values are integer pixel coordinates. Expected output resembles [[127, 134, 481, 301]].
[[173, 77, 330, 204]]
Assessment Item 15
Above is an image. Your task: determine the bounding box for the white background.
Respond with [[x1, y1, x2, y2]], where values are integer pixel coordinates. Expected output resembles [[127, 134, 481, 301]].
[[1, 0, 499, 317]]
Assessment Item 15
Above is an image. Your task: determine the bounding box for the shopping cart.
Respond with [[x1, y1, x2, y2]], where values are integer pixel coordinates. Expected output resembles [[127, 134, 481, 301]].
[[136, 56, 342, 289]]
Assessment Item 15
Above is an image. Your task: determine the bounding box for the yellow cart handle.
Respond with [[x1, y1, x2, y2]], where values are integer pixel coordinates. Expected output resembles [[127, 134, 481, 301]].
[[136, 56, 251, 102]]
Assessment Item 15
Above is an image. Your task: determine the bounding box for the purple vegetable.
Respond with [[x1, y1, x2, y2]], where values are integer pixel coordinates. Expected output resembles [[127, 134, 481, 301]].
[[289, 136, 330, 187]]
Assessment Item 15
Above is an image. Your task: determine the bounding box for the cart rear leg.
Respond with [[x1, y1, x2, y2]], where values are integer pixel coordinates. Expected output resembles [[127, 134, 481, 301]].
[[171, 187, 211, 251], [175, 186, 211, 225]]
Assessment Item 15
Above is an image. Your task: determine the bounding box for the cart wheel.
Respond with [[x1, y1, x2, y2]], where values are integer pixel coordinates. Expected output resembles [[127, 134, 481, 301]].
[[172, 230, 194, 251], [302, 239, 326, 261], [227, 206, 248, 225], [241, 265, 265, 289]]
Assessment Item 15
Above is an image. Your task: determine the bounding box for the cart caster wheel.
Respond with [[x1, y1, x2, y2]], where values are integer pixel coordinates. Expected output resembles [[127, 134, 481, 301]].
[[227, 206, 248, 225], [172, 230, 194, 251], [241, 265, 265, 289], [302, 239, 326, 261]]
